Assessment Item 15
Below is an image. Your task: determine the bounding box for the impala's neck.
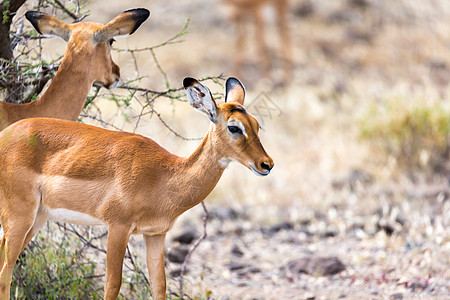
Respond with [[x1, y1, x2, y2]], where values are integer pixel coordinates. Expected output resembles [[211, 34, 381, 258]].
[[30, 43, 94, 120], [169, 126, 226, 214]]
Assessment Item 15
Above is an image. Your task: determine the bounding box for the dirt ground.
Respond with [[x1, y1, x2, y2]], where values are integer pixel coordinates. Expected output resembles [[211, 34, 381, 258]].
[[17, 0, 450, 299]]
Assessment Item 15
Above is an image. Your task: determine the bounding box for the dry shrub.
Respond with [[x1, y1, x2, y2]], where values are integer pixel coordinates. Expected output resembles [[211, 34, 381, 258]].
[[11, 231, 102, 299], [360, 97, 450, 172]]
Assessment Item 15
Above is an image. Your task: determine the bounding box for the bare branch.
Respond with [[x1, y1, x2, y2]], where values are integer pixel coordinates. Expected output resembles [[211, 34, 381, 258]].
[[113, 18, 190, 54], [53, 0, 79, 21], [179, 202, 209, 298]]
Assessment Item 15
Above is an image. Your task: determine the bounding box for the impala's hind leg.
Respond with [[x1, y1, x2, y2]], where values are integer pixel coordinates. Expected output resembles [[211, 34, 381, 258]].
[[0, 220, 34, 299], [20, 207, 48, 253], [0, 195, 40, 300], [0, 237, 5, 272]]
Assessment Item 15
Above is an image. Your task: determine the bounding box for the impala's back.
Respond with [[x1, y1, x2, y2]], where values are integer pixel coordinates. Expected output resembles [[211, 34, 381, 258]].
[[0, 118, 179, 227]]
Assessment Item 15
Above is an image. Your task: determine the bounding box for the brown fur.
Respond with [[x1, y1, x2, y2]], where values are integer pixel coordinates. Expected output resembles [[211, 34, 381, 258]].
[[0, 78, 273, 299]]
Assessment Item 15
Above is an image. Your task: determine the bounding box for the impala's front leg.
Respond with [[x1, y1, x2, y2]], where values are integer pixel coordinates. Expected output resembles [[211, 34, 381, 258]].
[[144, 234, 167, 300], [105, 224, 132, 300]]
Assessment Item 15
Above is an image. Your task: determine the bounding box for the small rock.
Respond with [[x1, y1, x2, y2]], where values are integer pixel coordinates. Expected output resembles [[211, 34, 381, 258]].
[[170, 267, 183, 277], [409, 282, 428, 291], [270, 221, 294, 233], [377, 221, 395, 236], [231, 244, 244, 257], [327, 9, 362, 24], [321, 229, 338, 238], [376, 218, 402, 236], [210, 207, 241, 220], [332, 169, 374, 190], [294, 0, 314, 18], [390, 293, 403, 300], [303, 292, 315, 300], [172, 229, 198, 244], [345, 28, 372, 43], [249, 266, 261, 273], [233, 226, 245, 236], [229, 261, 247, 271], [348, 0, 370, 9], [299, 219, 311, 226], [168, 246, 189, 264], [287, 256, 346, 276]]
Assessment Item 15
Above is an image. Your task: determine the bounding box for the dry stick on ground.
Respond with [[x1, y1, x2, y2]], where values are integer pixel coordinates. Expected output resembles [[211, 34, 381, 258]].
[[178, 201, 209, 299]]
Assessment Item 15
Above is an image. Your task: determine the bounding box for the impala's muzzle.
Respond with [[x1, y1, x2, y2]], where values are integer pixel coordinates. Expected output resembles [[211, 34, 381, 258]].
[[249, 157, 274, 176], [108, 77, 120, 89], [93, 76, 120, 89], [93, 62, 120, 89]]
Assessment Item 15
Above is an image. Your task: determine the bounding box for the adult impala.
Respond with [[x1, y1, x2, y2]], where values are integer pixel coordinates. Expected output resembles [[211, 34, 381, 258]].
[[225, 0, 292, 82], [0, 77, 273, 299], [0, 8, 150, 130]]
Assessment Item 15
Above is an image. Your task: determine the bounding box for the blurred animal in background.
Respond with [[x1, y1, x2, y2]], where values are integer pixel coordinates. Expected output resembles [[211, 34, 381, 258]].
[[225, 0, 293, 85]]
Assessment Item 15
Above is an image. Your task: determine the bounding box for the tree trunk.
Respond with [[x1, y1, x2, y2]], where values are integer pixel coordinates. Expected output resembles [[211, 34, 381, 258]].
[[0, 0, 27, 102], [0, 0, 26, 61]]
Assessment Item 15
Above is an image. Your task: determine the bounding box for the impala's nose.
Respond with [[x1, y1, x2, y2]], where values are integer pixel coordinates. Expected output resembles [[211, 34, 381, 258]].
[[251, 157, 274, 176], [261, 161, 273, 172]]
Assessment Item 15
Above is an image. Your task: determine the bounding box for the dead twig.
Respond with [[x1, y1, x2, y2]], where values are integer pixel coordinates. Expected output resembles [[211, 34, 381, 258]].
[[178, 201, 209, 299], [53, 0, 79, 20]]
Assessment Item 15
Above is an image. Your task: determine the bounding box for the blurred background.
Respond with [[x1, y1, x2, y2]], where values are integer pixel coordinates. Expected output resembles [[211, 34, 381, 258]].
[[2, 0, 450, 299]]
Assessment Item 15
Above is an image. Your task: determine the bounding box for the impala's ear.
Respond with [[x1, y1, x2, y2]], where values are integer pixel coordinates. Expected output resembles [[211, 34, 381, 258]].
[[183, 77, 219, 123], [93, 8, 150, 44], [225, 77, 245, 105], [25, 11, 71, 42]]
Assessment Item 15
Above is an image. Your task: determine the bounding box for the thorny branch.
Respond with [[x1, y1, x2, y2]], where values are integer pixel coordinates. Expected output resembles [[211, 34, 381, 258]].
[[114, 17, 191, 54], [53, 0, 79, 20]]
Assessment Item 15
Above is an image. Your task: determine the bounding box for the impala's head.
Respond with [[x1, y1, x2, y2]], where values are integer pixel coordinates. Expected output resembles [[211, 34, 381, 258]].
[[184, 77, 274, 176], [25, 8, 150, 89]]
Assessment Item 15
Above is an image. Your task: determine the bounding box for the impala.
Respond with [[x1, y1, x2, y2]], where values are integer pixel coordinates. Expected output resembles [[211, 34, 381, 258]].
[[226, 0, 292, 82], [0, 77, 273, 299], [0, 8, 150, 130]]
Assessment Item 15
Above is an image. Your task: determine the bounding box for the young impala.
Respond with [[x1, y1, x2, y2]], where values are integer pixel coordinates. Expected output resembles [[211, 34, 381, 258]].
[[0, 8, 150, 130], [0, 77, 273, 299]]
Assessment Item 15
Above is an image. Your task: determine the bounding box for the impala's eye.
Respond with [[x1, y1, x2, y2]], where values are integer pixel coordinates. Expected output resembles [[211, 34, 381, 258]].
[[109, 38, 116, 46], [228, 125, 243, 135]]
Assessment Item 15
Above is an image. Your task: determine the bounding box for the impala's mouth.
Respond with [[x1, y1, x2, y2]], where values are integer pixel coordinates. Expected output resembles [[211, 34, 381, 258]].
[[249, 163, 270, 176], [108, 78, 120, 89], [93, 81, 106, 89], [93, 78, 120, 89]]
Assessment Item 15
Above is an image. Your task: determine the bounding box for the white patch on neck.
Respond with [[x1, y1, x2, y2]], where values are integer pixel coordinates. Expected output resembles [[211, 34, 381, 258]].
[[219, 158, 231, 168]]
